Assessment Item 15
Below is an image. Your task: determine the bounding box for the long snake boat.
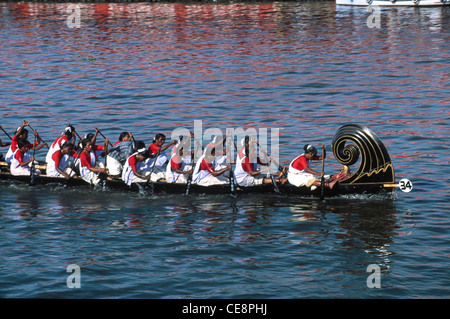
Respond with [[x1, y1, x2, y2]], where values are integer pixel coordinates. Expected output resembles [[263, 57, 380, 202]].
[[0, 124, 398, 198]]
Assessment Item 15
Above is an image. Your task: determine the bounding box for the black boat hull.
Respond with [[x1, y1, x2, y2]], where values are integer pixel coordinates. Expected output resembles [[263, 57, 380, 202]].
[[0, 171, 394, 198]]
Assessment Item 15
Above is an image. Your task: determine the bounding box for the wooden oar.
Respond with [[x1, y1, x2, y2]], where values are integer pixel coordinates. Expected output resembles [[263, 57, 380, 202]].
[[29, 132, 38, 186], [256, 141, 285, 175], [256, 141, 281, 194], [228, 136, 237, 197], [145, 148, 162, 193], [320, 144, 326, 200], [27, 123, 49, 149], [66, 123, 81, 145], [0, 125, 13, 140], [66, 147, 83, 180], [185, 137, 200, 195], [130, 132, 137, 145], [103, 141, 109, 170], [97, 129, 114, 147]]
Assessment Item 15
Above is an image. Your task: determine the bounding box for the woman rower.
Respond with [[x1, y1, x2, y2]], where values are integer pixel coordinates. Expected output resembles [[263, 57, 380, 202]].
[[122, 142, 151, 186], [5, 121, 47, 164], [78, 138, 110, 185], [288, 144, 337, 190], [114, 132, 132, 146], [10, 138, 41, 176], [234, 136, 287, 187], [166, 138, 193, 184], [192, 147, 231, 186], [83, 129, 106, 158], [106, 138, 135, 179], [205, 134, 228, 170], [144, 133, 177, 182], [46, 142, 76, 179], [45, 125, 76, 163]]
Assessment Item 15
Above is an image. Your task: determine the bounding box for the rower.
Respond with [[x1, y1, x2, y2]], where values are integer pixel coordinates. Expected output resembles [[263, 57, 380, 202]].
[[114, 131, 132, 146], [5, 121, 47, 164], [45, 125, 76, 163], [106, 138, 135, 179], [122, 142, 151, 186], [288, 144, 337, 190], [165, 137, 193, 184], [10, 138, 41, 176], [78, 138, 110, 185], [234, 136, 287, 187], [46, 142, 76, 179], [192, 147, 231, 186], [144, 133, 177, 182], [205, 134, 228, 171], [84, 129, 105, 158]]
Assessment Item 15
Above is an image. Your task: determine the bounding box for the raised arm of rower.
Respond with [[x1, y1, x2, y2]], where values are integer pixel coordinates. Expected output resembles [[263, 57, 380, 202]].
[[160, 139, 177, 153], [14, 120, 29, 138], [29, 130, 47, 151], [91, 128, 100, 145]]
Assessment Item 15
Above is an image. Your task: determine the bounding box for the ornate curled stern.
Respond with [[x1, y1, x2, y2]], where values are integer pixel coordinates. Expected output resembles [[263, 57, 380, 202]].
[[331, 124, 395, 185]]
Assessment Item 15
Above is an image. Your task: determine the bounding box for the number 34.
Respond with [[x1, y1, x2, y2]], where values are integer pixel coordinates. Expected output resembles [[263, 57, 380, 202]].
[[399, 179, 413, 193]]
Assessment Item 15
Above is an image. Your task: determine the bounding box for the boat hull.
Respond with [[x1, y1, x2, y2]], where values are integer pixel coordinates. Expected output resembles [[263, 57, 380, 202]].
[[0, 171, 394, 198]]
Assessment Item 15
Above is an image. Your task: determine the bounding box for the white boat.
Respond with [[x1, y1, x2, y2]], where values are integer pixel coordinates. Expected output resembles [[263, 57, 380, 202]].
[[336, 0, 450, 6]]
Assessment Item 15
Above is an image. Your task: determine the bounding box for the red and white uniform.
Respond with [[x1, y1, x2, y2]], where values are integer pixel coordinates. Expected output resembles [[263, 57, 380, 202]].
[[122, 154, 148, 186], [165, 151, 192, 183], [79, 151, 96, 177], [146, 143, 168, 169], [234, 148, 264, 186], [192, 154, 228, 186], [47, 150, 71, 177], [5, 135, 36, 164], [10, 148, 40, 176], [78, 146, 105, 185], [46, 136, 69, 163], [139, 143, 167, 182], [287, 154, 320, 187], [204, 137, 227, 168], [10, 149, 31, 173]]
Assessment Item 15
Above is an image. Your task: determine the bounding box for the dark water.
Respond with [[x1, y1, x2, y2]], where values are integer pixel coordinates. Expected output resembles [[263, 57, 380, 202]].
[[0, 2, 449, 299]]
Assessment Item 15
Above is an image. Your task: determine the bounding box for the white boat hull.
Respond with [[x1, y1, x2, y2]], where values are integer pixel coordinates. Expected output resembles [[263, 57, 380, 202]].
[[336, 0, 450, 6]]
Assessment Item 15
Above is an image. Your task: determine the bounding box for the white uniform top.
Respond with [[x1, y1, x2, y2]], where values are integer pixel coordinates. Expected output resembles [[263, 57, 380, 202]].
[[166, 152, 192, 183], [234, 148, 257, 185], [10, 149, 31, 171], [46, 136, 69, 163], [288, 154, 309, 175], [192, 154, 215, 183], [79, 151, 96, 179], [122, 153, 147, 186], [5, 147, 14, 164], [46, 150, 71, 177]]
